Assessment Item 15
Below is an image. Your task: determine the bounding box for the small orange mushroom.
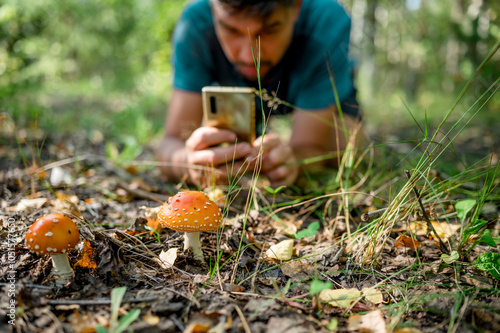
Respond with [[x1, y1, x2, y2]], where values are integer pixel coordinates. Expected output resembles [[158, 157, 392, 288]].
[[158, 191, 223, 262], [25, 214, 80, 286]]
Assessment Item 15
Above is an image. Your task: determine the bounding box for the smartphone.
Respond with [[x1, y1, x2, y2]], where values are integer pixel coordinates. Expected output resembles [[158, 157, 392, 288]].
[[202, 86, 256, 144]]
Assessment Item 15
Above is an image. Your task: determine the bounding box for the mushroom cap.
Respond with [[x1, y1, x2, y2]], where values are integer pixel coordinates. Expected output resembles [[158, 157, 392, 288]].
[[25, 214, 80, 255], [157, 191, 223, 232]]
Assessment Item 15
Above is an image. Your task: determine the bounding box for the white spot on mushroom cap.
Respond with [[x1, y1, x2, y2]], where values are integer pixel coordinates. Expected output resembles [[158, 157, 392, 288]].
[[45, 232, 53, 237], [53, 218, 59, 223]]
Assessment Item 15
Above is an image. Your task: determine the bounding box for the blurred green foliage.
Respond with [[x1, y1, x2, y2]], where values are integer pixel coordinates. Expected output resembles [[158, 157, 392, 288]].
[[0, 0, 498, 149], [1, 0, 187, 143], [343, 0, 500, 135]]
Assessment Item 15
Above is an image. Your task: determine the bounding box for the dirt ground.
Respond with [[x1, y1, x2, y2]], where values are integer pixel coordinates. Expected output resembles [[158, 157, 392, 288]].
[[1, 128, 499, 333]]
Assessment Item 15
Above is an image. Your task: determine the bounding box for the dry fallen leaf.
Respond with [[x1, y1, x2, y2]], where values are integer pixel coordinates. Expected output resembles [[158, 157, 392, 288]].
[[395, 328, 424, 333], [347, 309, 386, 333], [146, 217, 161, 234], [362, 287, 384, 305], [395, 235, 423, 250], [204, 187, 226, 205], [158, 248, 178, 269], [409, 221, 461, 242], [271, 216, 298, 235], [280, 259, 313, 278], [266, 239, 294, 261], [143, 313, 160, 326], [10, 198, 48, 212], [75, 239, 97, 269], [49, 166, 73, 186], [140, 205, 162, 220], [319, 288, 361, 309]]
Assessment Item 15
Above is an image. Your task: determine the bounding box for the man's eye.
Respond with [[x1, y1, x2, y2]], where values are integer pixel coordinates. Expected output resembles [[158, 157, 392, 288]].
[[224, 27, 240, 35], [262, 29, 279, 36]]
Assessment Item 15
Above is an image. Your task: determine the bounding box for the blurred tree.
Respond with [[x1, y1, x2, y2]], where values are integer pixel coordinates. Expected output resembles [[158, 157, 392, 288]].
[[0, 0, 187, 96], [345, 0, 499, 104]]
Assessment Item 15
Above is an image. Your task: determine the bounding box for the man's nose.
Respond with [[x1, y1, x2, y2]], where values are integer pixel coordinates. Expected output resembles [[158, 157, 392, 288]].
[[238, 37, 259, 63]]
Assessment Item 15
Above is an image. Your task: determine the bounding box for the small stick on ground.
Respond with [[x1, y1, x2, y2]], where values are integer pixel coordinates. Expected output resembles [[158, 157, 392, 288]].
[[405, 170, 449, 254], [361, 208, 388, 222]]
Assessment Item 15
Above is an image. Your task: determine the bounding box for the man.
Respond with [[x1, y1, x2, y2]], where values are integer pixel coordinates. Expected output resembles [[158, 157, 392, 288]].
[[157, 0, 362, 187]]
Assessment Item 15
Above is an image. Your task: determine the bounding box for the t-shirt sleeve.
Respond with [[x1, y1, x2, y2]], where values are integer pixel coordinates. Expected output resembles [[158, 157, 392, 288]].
[[172, 5, 213, 92], [292, 6, 354, 110]]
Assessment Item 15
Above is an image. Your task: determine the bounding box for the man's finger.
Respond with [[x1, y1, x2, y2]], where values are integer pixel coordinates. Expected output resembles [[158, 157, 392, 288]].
[[188, 143, 251, 166], [187, 127, 237, 151], [253, 133, 281, 152]]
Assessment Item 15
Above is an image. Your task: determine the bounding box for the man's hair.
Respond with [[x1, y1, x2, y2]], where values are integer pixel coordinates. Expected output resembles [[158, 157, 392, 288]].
[[210, 0, 298, 18]]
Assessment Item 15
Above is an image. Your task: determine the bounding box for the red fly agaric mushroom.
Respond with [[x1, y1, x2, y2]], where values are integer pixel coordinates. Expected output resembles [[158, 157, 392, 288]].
[[25, 213, 80, 286], [157, 191, 223, 262]]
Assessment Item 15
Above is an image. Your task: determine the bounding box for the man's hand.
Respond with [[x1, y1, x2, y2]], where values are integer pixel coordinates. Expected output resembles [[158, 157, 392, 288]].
[[252, 134, 298, 187], [186, 126, 252, 185]]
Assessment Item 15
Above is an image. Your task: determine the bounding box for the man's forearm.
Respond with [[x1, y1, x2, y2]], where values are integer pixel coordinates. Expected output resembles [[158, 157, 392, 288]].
[[292, 145, 335, 171]]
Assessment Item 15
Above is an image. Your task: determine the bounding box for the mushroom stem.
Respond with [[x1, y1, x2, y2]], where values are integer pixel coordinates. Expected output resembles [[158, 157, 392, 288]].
[[50, 253, 74, 286], [183, 232, 204, 262]]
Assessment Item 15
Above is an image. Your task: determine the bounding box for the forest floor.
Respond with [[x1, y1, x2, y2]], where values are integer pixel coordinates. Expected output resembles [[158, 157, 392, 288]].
[[1, 122, 499, 333]]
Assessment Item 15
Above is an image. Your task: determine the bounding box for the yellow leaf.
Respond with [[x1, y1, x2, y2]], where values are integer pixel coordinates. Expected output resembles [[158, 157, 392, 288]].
[[347, 310, 386, 333], [319, 288, 361, 309], [362, 288, 384, 304], [266, 239, 294, 261], [143, 313, 160, 326], [395, 328, 424, 333], [409, 221, 461, 242]]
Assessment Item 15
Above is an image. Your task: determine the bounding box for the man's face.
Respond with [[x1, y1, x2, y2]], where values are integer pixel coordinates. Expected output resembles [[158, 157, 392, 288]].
[[211, 1, 302, 82]]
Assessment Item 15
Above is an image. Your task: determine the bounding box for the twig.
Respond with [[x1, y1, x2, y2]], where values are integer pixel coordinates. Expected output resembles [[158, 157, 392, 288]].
[[405, 170, 449, 254], [0, 282, 52, 290], [115, 178, 169, 203], [331, 245, 345, 265], [234, 304, 252, 333], [361, 207, 389, 222], [47, 297, 157, 306], [42, 308, 64, 333]]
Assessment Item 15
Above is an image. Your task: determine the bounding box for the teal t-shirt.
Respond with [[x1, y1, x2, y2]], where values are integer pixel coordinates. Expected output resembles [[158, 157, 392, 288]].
[[172, 0, 358, 124]]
